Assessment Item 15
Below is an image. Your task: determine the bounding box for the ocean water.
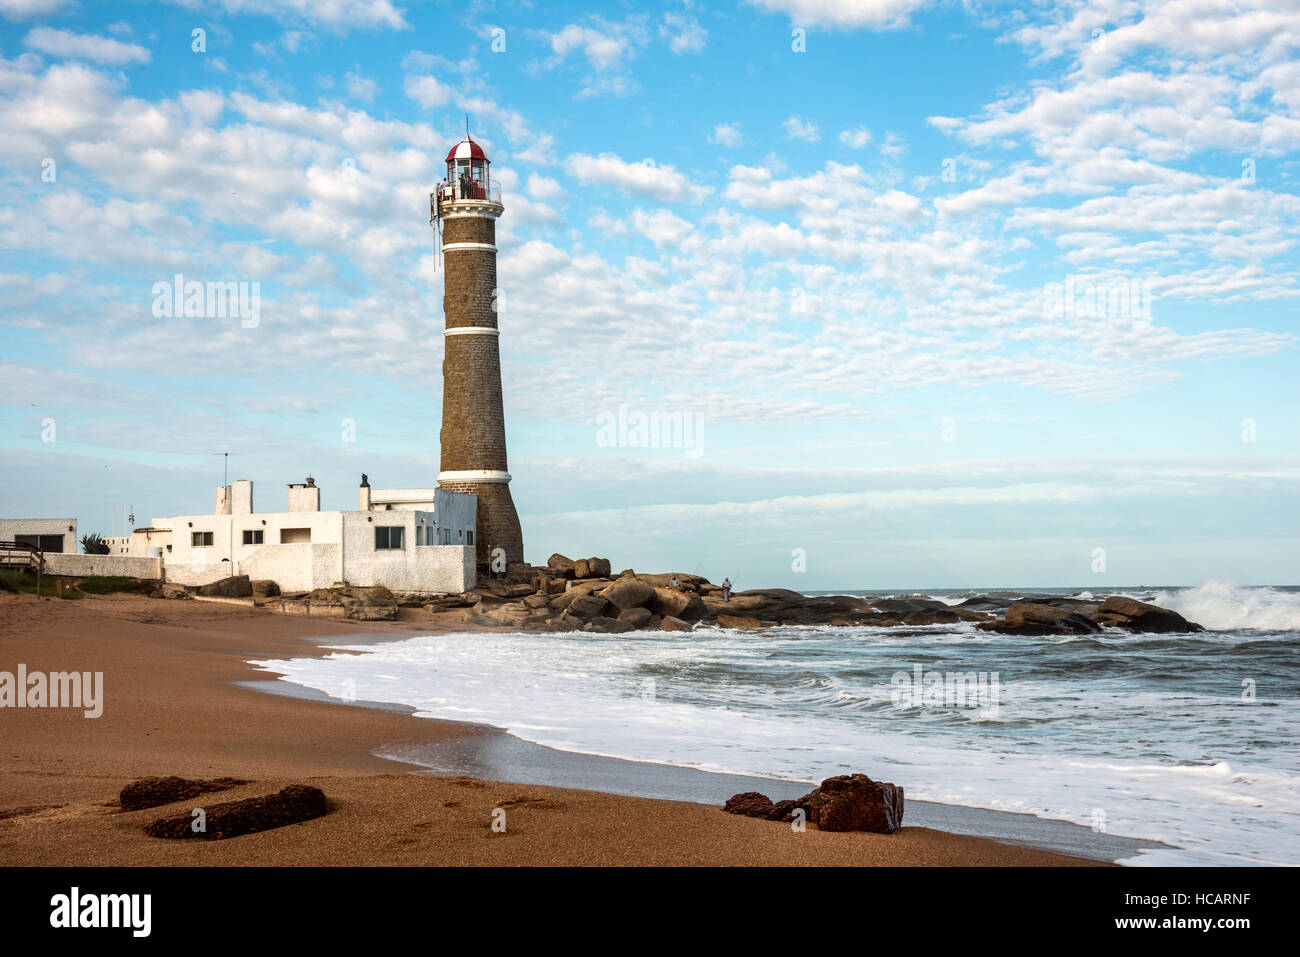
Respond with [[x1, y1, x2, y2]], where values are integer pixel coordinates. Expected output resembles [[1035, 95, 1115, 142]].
[[251, 580, 1300, 866]]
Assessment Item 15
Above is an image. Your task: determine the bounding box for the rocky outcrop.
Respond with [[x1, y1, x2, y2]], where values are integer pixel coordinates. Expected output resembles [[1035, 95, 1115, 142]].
[[143, 784, 328, 840], [977, 602, 1102, 636], [456, 557, 1201, 639], [716, 614, 764, 630], [120, 776, 248, 812], [150, 583, 191, 600], [306, 585, 398, 621], [1091, 596, 1202, 633], [196, 575, 252, 598], [722, 773, 904, 833]]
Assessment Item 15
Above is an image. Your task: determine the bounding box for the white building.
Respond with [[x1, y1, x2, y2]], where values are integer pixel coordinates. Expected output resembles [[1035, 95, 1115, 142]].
[[0, 518, 77, 553], [111, 475, 476, 594]]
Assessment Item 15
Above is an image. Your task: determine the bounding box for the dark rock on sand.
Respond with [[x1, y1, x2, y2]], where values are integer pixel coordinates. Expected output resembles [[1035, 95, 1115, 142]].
[[120, 775, 248, 812], [806, 774, 904, 834], [723, 774, 903, 832], [196, 575, 252, 598], [144, 784, 328, 840], [1092, 596, 1203, 633], [722, 792, 776, 818]]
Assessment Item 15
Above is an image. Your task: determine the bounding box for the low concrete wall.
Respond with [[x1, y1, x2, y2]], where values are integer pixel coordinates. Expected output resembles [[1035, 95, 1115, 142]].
[[236, 543, 340, 593], [44, 553, 162, 579], [162, 561, 238, 587]]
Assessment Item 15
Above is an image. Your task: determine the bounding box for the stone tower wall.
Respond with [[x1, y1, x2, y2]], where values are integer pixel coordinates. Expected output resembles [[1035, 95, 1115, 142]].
[[438, 199, 524, 565]]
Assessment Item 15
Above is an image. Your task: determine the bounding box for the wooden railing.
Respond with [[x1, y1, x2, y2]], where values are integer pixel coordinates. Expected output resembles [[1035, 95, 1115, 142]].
[[0, 540, 43, 595]]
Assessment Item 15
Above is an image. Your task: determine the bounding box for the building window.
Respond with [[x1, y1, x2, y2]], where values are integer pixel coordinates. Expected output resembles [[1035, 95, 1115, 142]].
[[280, 528, 311, 544], [242, 529, 264, 545], [417, 526, 435, 546], [375, 526, 405, 550], [466, 530, 474, 546], [192, 531, 214, 547], [438, 527, 452, 545]]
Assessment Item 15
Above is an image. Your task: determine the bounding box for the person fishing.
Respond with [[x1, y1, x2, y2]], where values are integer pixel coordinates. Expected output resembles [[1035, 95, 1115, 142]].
[[721, 577, 732, 602]]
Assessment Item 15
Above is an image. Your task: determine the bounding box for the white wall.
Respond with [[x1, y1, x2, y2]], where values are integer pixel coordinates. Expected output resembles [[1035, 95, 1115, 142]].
[[45, 553, 162, 578]]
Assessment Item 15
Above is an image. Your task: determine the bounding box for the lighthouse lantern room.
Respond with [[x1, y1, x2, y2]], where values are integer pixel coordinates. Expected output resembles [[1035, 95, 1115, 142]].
[[444, 135, 491, 200]]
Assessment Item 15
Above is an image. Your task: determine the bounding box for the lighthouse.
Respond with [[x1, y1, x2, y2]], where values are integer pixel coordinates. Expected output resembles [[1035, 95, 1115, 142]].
[[432, 135, 524, 566]]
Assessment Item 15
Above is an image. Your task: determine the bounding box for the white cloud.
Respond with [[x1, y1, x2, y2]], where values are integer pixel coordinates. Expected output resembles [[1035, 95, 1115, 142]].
[[161, 0, 408, 31], [748, 0, 928, 29], [0, 0, 64, 16], [23, 27, 151, 66], [838, 125, 871, 148], [710, 122, 743, 147], [550, 23, 633, 71], [568, 152, 710, 202], [782, 114, 820, 142], [661, 12, 707, 53], [404, 74, 451, 109], [345, 70, 379, 101], [631, 208, 693, 246]]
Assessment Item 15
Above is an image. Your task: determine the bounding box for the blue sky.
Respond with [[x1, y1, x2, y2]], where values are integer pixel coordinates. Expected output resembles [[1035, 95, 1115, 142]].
[[1, 0, 1297, 589]]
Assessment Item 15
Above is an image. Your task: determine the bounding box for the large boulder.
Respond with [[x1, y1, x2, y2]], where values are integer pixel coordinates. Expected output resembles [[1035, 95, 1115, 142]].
[[599, 576, 656, 611], [1092, 596, 1202, 633], [547, 553, 576, 574], [617, 606, 653, 628], [659, 615, 693, 632], [977, 602, 1101, 636], [120, 776, 247, 812], [196, 575, 252, 598], [806, 774, 904, 834], [144, 784, 328, 840], [648, 586, 707, 622], [567, 594, 610, 621], [463, 608, 498, 627], [150, 583, 192, 600], [584, 616, 636, 634], [250, 580, 279, 599], [716, 614, 764, 630]]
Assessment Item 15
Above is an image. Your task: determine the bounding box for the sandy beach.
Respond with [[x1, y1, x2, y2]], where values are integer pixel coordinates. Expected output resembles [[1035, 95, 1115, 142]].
[[0, 591, 1104, 866]]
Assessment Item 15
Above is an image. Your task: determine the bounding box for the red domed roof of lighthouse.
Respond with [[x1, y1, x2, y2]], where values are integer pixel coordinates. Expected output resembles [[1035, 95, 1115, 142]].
[[445, 136, 488, 162]]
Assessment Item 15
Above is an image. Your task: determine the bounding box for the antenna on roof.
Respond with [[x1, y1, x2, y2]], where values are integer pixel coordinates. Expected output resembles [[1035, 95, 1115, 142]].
[[466, 113, 470, 136], [213, 451, 235, 487]]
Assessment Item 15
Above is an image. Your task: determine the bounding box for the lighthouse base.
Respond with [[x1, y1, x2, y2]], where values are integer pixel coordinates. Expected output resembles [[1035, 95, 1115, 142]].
[[437, 480, 523, 566]]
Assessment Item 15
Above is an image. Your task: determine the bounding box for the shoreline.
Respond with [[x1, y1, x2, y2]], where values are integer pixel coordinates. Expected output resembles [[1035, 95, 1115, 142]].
[[244, 661, 1164, 865], [0, 591, 1110, 865]]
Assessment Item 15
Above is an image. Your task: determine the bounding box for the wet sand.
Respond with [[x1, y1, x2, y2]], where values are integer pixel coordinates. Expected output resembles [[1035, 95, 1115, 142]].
[[0, 591, 1108, 865]]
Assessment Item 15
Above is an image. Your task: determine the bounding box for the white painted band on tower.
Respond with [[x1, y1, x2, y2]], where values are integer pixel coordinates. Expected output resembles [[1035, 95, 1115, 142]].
[[444, 327, 500, 336], [437, 470, 512, 483], [442, 242, 497, 251]]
